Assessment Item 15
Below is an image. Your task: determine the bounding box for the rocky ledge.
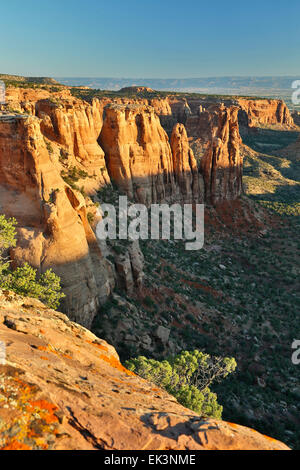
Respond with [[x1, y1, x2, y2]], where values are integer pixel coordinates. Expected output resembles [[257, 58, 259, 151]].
[[0, 291, 290, 450]]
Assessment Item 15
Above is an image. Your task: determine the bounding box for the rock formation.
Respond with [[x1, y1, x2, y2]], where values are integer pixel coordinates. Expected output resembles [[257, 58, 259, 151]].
[[0, 290, 290, 451], [237, 98, 295, 128], [201, 105, 243, 205], [170, 123, 204, 203], [0, 87, 247, 328], [6, 89, 111, 192], [119, 86, 154, 94], [100, 103, 177, 205], [5, 86, 246, 208], [100, 103, 205, 205], [0, 113, 114, 328], [36, 97, 111, 190]]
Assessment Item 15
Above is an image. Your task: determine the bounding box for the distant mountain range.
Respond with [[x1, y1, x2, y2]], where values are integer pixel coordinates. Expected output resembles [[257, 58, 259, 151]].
[[58, 76, 300, 109], [58, 76, 298, 91], [1, 74, 298, 109]]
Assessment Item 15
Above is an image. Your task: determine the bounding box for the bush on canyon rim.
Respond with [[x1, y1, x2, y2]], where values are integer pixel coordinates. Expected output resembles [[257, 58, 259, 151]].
[[0, 215, 65, 309], [125, 350, 237, 419]]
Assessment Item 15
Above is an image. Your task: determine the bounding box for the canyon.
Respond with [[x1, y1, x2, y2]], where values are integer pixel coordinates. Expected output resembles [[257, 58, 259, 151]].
[[0, 85, 296, 327], [0, 85, 253, 326], [0, 82, 299, 450]]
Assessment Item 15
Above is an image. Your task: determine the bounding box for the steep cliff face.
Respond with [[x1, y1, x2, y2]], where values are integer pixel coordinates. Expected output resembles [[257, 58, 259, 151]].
[[238, 98, 295, 128], [36, 97, 111, 190], [0, 114, 114, 327], [201, 106, 243, 205], [6, 89, 111, 192], [0, 291, 290, 451], [156, 98, 243, 205], [100, 103, 205, 205], [100, 103, 177, 205], [170, 123, 204, 203], [6, 86, 244, 207], [157, 97, 192, 137]]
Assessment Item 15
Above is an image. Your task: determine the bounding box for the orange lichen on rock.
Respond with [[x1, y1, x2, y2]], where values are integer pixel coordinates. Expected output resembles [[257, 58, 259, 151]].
[[0, 369, 60, 450], [2, 440, 32, 451], [0, 291, 290, 450], [99, 353, 136, 376], [28, 400, 59, 425], [86, 340, 109, 352]]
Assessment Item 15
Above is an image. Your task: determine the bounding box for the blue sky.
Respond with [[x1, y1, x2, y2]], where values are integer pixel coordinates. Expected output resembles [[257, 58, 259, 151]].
[[1, 0, 299, 78]]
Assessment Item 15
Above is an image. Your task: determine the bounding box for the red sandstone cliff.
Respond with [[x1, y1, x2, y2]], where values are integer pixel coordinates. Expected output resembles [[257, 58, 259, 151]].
[[36, 98, 110, 189], [201, 106, 243, 205], [0, 113, 115, 327], [99, 103, 204, 205], [100, 103, 176, 205], [5, 86, 245, 208], [237, 98, 295, 128], [6, 89, 111, 192], [170, 123, 204, 203]]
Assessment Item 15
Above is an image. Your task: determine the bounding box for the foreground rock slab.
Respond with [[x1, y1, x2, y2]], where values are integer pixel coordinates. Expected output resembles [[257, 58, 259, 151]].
[[0, 291, 289, 450]]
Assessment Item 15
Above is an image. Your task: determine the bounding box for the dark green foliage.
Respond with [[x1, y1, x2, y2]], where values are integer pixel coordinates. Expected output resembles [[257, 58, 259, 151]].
[[0, 215, 65, 309], [126, 350, 237, 419]]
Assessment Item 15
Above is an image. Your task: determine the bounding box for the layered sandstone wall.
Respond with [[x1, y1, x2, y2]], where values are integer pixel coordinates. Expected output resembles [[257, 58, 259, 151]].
[[237, 98, 295, 128], [0, 114, 114, 327], [35, 98, 111, 189], [201, 106, 243, 205], [6, 89, 111, 191], [99, 103, 204, 205], [5, 87, 245, 208], [170, 123, 204, 203]]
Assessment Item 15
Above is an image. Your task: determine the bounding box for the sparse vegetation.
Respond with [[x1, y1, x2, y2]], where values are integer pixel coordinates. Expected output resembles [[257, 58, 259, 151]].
[[126, 350, 237, 419], [60, 166, 89, 194], [0, 215, 65, 309], [92, 124, 300, 448]]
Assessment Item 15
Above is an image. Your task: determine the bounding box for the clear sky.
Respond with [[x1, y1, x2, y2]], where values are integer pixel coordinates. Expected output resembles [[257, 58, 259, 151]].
[[1, 0, 299, 78]]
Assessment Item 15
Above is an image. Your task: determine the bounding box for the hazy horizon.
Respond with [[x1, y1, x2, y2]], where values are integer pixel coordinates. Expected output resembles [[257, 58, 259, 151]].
[[1, 0, 299, 78]]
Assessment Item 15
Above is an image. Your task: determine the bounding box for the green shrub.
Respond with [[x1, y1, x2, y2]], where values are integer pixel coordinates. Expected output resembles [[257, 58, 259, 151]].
[[44, 139, 54, 154], [143, 295, 156, 309], [87, 212, 95, 225], [59, 148, 69, 162], [125, 350, 237, 419], [0, 215, 17, 276], [0, 215, 65, 309]]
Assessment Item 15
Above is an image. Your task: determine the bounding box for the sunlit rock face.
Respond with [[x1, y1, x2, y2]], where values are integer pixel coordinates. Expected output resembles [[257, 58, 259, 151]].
[[200, 105, 243, 205], [100, 103, 205, 205], [0, 87, 247, 328], [100, 103, 177, 206], [237, 98, 295, 128], [0, 114, 113, 328]]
